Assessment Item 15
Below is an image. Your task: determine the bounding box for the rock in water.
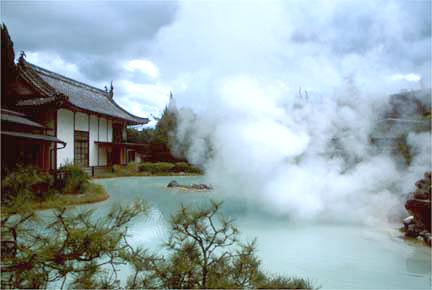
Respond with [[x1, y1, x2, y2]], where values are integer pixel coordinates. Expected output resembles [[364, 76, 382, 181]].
[[403, 171, 431, 246], [403, 216, 414, 225], [167, 180, 180, 188], [191, 184, 212, 190], [167, 180, 212, 190]]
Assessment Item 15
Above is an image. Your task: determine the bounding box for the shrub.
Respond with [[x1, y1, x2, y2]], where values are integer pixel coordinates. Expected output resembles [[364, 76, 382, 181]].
[[125, 200, 314, 289], [59, 163, 90, 194], [125, 162, 139, 174], [138, 162, 175, 173], [1, 165, 53, 204], [173, 162, 203, 174], [257, 275, 315, 289], [1, 199, 314, 289], [112, 164, 123, 173], [112, 163, 139, 176]]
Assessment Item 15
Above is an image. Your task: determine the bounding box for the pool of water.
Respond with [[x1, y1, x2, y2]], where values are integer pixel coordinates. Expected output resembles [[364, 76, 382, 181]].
[[89, 176, 431, 289]]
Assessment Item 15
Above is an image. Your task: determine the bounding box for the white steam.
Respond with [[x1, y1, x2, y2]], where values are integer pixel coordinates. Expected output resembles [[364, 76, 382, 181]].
[[149, 0, 431, 223]]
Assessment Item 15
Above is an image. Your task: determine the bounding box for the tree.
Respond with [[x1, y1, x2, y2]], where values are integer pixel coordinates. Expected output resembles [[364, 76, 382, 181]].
[[1, 200, 149, 289], [1, 199, 314, 289], [126, 200, 314, 289], [152, 95, 178, 145], [126, 92, 178, 146]]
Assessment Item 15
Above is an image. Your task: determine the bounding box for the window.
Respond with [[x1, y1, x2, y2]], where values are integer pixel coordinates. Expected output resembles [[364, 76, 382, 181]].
[[113, 124, 123, 143], [74, 131, 89, 167]]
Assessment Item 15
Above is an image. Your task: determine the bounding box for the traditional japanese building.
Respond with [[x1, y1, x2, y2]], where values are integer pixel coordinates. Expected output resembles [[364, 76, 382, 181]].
[[1, 24, 149, 174]]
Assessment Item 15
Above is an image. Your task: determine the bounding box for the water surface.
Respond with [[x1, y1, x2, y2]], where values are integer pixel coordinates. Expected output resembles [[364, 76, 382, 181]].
[[90, 176, 431, 289]]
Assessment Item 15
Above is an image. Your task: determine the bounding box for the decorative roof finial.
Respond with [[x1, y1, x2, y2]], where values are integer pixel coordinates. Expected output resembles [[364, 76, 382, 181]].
[[108, 81, 114, 99], [169, 91, 173, 100], [18, 50, 26, 64]]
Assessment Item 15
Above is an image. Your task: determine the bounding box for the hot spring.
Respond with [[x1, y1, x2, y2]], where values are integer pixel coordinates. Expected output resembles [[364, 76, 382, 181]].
[[81, 176, 432, 289]]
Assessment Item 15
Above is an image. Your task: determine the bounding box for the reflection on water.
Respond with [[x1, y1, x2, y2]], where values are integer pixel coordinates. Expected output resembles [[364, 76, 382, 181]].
[[92, 176, 431, 289]]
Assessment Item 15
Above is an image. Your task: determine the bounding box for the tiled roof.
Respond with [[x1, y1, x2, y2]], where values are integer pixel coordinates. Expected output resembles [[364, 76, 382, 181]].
[[2, 130, 65, 145], [17, 61, 149, 125], [17, 96, 59, 106], [1, 108, 46, 128]]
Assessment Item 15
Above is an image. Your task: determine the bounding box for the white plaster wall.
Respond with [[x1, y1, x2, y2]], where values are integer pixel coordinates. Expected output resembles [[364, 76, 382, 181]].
[[99, 118, 108, 142], [107, 119, 112, 142], [57, 109, 74, 168], [89, 115, 98, 166], [75, 112, 89, 131], [56, 111, 115, 168]]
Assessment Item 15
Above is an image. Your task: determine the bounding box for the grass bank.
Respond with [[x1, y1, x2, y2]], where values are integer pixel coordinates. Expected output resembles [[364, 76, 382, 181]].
[[94, 162, 203, 179], [1, 183, 109, 215], [31, 183, 109, 210]]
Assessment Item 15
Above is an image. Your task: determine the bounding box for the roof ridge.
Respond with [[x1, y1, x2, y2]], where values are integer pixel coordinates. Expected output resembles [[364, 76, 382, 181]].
[[28, 62, 110, 97]]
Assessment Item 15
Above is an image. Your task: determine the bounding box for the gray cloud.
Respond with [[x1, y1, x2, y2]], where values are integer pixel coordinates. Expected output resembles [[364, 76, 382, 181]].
[[2, 0, 178, 81]]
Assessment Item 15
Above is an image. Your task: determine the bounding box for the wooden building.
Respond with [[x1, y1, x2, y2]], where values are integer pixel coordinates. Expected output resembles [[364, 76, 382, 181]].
[[1, 25, 149, 174]]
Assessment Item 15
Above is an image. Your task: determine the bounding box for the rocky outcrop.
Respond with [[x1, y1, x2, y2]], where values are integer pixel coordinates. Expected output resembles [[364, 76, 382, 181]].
[[403, 172, 431, 246], [167, 180, 212, 190]]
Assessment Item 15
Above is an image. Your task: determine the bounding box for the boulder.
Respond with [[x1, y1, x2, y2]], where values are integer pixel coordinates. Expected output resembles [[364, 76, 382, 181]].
[[403, 216, 414, 226], [167, 180, 212, 190], [167, 180, 180, 188], [403, 171, 431, 246], [405, 199, 431, 232], [414, 193, 429, 200], [190, 184, 212, 190]]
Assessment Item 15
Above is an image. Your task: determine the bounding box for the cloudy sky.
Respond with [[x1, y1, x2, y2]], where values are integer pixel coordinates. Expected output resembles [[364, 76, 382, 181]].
[[2, 0, 431, 125], [2, 0, 180, 124]]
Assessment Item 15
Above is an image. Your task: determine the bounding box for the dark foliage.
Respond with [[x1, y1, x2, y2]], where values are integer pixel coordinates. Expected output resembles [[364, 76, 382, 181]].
[[1, 165, 53, 204], [127, 102, 177, 146], [125, 200, 314, 289], [58, 163, 90, 194], [1, 199, 314, 289]]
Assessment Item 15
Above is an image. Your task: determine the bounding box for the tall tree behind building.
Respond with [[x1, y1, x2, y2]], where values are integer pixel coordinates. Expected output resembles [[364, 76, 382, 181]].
[[152, 92, 178, 144]]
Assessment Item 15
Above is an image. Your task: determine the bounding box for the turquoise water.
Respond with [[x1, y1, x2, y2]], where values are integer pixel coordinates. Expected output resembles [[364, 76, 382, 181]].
[[89, 176, 431, 289]]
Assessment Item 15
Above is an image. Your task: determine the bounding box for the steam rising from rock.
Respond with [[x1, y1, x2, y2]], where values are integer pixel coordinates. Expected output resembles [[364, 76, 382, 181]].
[[151, 0, 431, 223]]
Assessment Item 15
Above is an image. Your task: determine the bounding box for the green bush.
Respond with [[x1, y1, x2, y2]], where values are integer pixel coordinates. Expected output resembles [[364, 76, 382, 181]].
[[60, 163, 90, 194], [138, 162, 175, 173], [173, 162, 191, 172], [112, 164, 122, 173], [173, 162, 203, 174], [126, 162, 139, 173], [1, 165, 53, 204], [257, 275, 315, 289], [112, 163, 139, 176]]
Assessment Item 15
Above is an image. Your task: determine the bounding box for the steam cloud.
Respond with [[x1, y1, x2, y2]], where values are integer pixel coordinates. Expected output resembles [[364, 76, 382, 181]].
[[150, 1, 431, 223]]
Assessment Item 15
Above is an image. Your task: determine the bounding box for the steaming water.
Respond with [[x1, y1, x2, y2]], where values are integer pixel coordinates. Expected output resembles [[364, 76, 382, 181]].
[[87, 176, 431, 289]]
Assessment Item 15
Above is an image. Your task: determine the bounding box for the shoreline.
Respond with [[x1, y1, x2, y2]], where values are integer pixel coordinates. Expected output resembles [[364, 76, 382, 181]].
[[92, 173, 204, 180], [1, 183, 110, 215]]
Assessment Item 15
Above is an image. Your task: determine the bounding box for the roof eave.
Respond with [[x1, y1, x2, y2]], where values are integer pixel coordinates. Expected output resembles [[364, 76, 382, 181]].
[[126, 117, 150, 126]]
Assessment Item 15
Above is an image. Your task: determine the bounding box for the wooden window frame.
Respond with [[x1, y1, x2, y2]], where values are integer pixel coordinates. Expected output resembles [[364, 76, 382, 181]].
[[74, 130, 89, 167]]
